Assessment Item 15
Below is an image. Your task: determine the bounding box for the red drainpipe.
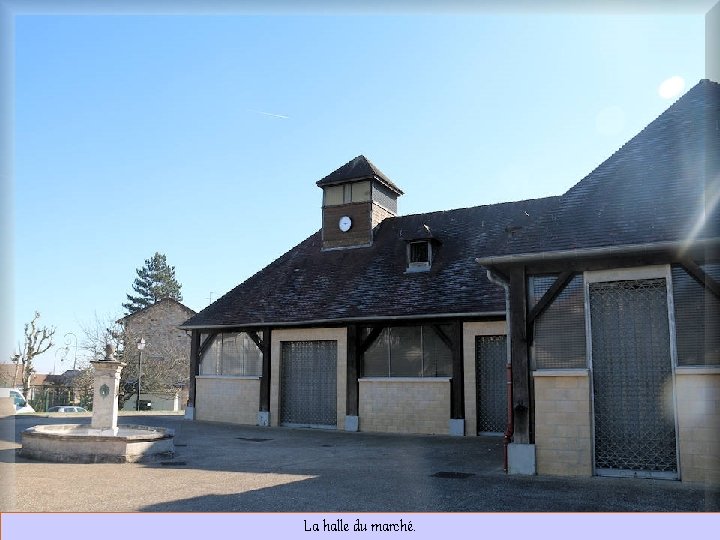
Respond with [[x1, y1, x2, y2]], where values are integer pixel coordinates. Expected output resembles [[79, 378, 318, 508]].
[[503, 362, 514, 473]]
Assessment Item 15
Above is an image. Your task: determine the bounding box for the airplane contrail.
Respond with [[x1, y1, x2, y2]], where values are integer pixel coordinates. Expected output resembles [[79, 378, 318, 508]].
[[248, 109, 290, 119]]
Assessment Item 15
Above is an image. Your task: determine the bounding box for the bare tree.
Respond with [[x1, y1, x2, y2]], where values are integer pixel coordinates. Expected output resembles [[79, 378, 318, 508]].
[[79, 311, 126, 363], [12, 312, 55, 399], [80, 312, 188, 409]]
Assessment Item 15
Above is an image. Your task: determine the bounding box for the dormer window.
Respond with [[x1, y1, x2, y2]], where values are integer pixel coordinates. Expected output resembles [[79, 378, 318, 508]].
[[407, 240, 432, 272]]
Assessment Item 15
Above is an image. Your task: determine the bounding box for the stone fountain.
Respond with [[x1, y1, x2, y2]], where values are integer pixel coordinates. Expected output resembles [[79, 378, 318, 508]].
[[20, 345, 174, 463]]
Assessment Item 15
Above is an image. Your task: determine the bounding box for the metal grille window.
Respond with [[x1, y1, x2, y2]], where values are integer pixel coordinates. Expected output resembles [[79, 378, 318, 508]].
[[280, 340, 337, 427], [409, 241, 429, 263], [672, 264, 720, 366], [590, 279, 677, 476], [529, 274, 586, 369], [362, 325, 453, 377], [199, 332, 263, 376], [407, 241, 432, 272], [476, 335, 508, 434]]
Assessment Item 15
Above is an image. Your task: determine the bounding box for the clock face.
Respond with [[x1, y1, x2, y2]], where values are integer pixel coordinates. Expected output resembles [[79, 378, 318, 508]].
[[338, 216, 352, 232]]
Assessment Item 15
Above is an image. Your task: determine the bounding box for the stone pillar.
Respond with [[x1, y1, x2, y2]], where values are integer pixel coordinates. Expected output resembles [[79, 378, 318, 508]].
[[90, 345, 126, 435]]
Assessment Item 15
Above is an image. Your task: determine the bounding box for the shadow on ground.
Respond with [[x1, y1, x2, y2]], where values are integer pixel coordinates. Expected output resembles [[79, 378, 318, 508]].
[[4, 414, 719, 512]]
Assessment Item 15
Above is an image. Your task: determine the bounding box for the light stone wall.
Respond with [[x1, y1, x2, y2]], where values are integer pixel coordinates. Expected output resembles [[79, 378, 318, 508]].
[[195, 376, 260, 425], [123, 299, 195, 360], [270, 328, 347, 429], [533, 370, 593, 476], [675, 368, 720, 485], [371, 203, 395, 229], [462, 320, 507, 436], [358, 378, 450, 434]]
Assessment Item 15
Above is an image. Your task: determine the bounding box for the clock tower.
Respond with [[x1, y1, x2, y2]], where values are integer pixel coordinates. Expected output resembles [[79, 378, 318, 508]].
[[316, 156, 403, 250]]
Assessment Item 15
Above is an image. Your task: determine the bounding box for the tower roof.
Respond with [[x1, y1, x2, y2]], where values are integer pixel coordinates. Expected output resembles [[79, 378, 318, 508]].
[[316, 155, 404, 195]]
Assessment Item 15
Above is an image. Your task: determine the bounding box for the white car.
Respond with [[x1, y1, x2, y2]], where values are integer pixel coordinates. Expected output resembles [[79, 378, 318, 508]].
[[47, 405, 88, 413], [0, 388, 36, 413]]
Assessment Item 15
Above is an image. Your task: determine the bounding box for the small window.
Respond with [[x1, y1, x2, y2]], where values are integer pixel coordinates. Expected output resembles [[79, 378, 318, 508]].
[[324, 181, 371, 206], [324, 186, 344, 206], [351, 181, 371, 202], [407, 241, 432, 272]]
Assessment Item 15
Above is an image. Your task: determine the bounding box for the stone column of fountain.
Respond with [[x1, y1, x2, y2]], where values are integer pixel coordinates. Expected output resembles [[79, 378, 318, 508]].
[[89, 344, 125, 435]]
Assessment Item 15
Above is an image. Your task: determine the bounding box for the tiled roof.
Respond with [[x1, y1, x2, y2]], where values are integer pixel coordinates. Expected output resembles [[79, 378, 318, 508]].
[[119, 298, 196, 322], [316, 155, 404, 195], [181, 196, 558, 328], [0, 363, 21, 385], [491, 79, 720, 257]]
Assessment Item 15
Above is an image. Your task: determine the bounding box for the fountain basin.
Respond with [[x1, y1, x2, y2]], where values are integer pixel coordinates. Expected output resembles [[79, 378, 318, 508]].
[[20, 424, 175, 463]]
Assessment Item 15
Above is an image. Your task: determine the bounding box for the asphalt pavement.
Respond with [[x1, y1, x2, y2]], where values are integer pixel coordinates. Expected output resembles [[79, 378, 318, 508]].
[[1, 412, 718, 512]]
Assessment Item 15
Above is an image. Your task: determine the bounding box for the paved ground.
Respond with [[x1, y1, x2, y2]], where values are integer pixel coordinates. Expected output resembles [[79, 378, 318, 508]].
[[1, 412, 718, 512]]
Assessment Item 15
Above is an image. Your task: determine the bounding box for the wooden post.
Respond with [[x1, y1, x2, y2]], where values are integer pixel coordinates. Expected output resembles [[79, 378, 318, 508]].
[[188, 330, 201, 408], [508, 267, 531, 444], [450, 320, 464, 420], [259, 327, 272, 413], [346, 325, 359, 417]]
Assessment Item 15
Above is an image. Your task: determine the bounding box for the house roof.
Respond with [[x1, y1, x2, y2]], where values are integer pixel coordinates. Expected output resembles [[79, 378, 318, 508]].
[[181, 196, 559, 329], [119, 298, 196, 323], [483, 79, 720, 261], [316, 155, 404, 195], [0, 363, 22, 386]]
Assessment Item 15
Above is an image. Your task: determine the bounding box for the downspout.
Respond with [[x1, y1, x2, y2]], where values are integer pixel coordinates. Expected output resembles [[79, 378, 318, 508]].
[[486, 269, 513, 473]]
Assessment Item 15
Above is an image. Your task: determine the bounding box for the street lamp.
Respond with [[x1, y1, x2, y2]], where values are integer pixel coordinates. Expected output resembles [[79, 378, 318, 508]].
[[64, 332, 78, 370], [136, 337, 145, 412]]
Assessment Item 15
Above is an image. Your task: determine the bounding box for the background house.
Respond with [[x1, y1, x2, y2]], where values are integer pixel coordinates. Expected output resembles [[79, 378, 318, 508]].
[[119, 298, 196, 411], [0, 364, 86, 411]]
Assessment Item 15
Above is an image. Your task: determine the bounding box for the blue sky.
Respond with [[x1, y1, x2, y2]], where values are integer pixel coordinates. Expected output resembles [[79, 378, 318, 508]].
[[6, 4, 712, 374]]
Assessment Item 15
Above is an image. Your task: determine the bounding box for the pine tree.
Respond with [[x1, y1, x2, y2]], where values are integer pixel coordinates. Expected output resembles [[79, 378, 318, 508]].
[[123, 252, 183, 314]]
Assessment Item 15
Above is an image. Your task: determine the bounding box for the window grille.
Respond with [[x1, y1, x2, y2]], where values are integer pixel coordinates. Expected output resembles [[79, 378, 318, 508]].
[[280, 340, 337, 427], [529, 274, 586, 369], [199, 332, 263, 376], [363, 328, 390, 377], [389, 326, 423, 376], [410, 242, 429, 263], [476, 335, 507, 433], [407, 241, 432, 272], [590, 278, 677, 476], [672, 264, 720, 366], [362, 325, 452, 377]]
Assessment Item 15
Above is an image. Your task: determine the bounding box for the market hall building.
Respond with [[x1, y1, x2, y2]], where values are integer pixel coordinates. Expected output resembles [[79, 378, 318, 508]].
[[181, 79, 719, 485]]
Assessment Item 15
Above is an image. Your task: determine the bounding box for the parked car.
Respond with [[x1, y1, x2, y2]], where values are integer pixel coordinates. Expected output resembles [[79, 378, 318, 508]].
[[47, 405, 88, 413], [137, 400, 152, 411], [0, 388, 36, 413]]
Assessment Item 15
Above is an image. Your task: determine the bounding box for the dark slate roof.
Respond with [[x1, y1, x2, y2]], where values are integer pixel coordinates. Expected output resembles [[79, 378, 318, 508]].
[[181, 196, 559, 328], [316, 155, 404, 195], [489, 79, 720, 258]]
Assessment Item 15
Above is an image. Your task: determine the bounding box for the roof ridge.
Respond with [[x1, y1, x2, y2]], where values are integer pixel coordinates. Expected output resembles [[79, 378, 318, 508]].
[[388, 195, 561, 222]]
